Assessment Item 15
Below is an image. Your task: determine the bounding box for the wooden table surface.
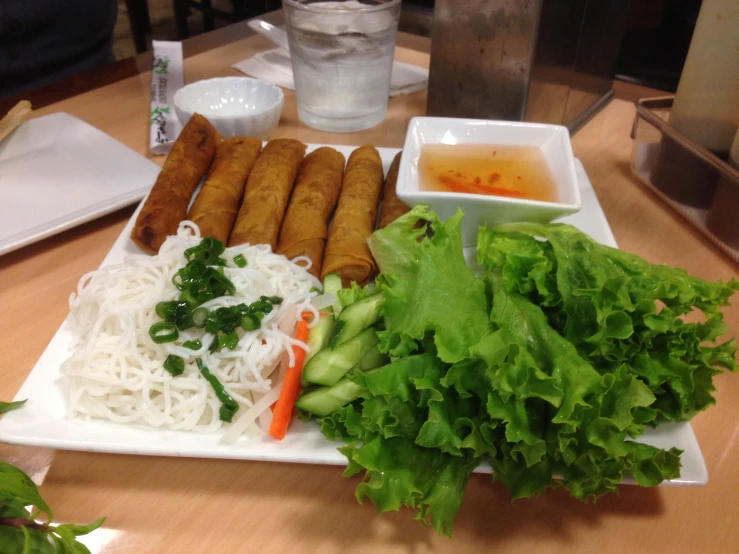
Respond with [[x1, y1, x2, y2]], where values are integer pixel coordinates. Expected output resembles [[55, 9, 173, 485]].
[[1, 20, 738, 554]]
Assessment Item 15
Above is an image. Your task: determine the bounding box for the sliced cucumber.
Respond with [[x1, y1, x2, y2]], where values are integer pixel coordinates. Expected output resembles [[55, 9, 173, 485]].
[[303, 327, 382, 386], [356, 346, 388, 371], [322, 273, 344, 314], [328, 292, 384, 349], [305, 313, 335, 363], [295, 377, 365, 417]]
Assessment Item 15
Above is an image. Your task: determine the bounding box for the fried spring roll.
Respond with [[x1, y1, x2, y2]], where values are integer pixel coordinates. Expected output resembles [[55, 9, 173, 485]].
[[378, 152, 410, 229], [228, 139, 307, 250], [131, 114, 220, 254], [186, 137, 262, 244], [276, 147, 346, 277], [321, 145, 384, 286]]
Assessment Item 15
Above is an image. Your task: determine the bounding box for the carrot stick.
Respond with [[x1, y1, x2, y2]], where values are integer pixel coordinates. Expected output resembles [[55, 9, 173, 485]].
[[269, 314, 310, 440]]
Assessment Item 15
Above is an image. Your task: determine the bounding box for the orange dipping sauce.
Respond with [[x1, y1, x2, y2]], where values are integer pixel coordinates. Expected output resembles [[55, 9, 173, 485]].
[[418, 144, 558, 202]]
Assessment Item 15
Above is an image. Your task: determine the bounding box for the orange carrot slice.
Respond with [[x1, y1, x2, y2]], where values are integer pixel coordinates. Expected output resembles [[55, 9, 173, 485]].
[[269, 314, 311, 440]]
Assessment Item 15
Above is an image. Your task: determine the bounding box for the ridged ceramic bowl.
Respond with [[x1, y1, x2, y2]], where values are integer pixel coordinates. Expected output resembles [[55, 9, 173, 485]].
[[174, 77, 284, 139]]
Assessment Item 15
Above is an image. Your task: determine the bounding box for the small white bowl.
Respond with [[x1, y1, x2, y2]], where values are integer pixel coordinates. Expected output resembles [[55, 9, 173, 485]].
[[398, 117, 582, 247], [174, 77, 284, 139]]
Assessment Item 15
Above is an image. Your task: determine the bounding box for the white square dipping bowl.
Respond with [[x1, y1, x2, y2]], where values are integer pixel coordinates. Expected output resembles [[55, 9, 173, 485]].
[[397, 117, 582, 247]]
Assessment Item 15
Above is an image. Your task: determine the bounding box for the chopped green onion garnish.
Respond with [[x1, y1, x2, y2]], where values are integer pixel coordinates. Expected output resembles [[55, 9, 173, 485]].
[[252, 310, 266, 322], [179, 289, 198, 306], [155, 301, 195, 330], [208, 336, 220, 354], [163, 354, 185, 376], [155, 301, 173, 320], [252, 299, 272, 314], [209, 270, 236, 296], [207, 331, 240, 353], [218, 307, 241, 333], [184, 237, 227, 266], [192, 307, 208, 328], [172, 258, 235, 308], [182, 339, 202, 350], [266, 295, 283, 304], [233, 254, 247, 268], [241, 313, 260, 331], [221, 331, 239, 350], [149, 322, 178, 344], [196, 358, 239, 422], [205, 313, 221, 335]]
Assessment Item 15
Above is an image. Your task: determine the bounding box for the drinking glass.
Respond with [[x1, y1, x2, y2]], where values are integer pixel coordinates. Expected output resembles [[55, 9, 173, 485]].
[[283, 0, 401, 132]]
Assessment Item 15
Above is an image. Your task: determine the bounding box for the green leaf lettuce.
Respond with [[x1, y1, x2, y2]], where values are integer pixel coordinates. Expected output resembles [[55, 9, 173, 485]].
[[311, 208, 736, 536]]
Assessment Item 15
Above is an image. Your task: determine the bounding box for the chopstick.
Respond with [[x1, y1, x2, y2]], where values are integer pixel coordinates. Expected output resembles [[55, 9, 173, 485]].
[[0, 100, 32, 143]]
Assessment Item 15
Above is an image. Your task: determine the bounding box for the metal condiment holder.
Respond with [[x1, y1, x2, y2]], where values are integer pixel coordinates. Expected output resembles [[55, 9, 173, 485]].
[[630, 96, 739, 265]]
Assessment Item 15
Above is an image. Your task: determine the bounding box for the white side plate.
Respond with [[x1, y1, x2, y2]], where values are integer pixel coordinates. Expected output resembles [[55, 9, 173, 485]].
[[0, 145, 708, 487], [0, 112, 161, 256]]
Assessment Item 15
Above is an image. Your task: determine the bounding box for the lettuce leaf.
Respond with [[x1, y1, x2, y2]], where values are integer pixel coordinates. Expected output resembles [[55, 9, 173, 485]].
[[341, 438, 476, 536], [315, 210, 736, 537], [478, 223, 738, 420], [337, 281, 375, 310], [368, 206, 493, 363]]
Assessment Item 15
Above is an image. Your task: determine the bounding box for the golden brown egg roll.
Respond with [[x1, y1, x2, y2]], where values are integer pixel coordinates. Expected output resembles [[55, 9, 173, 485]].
[[321, 145, 384, 286], [131, 114, 221, 254], [186, 137, 262, 244], [276, 147, 346, 277], [228, 139, 307, 250], [378, 152, 410, 229]]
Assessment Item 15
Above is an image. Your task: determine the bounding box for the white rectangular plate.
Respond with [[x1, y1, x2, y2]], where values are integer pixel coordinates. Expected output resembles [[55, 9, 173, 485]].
[[0, 113, 161, 256], [0, 145, 708, 486]]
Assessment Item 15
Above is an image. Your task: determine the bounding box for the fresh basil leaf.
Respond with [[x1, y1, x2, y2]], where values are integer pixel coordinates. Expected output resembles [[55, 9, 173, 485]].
[[50, 527, 92, 554], [53, 518, 105, 538], [0, 525, 55, 554], [0, 491, 32, 519], [0, 463, 52, 522], [0, 400, 27, 415]]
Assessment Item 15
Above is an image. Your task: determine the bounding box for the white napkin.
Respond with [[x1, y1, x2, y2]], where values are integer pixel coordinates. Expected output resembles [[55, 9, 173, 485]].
[[232, 48, 428, 97]]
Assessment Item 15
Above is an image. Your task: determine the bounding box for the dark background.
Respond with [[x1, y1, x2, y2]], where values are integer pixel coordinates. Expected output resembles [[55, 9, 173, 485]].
[[402, 0, 701, 92]]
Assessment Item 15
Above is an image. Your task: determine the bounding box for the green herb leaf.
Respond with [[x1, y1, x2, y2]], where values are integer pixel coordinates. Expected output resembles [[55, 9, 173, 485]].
[[0, 525, 54, 554], [0, 400, 27, 415], [0, 491, 32, 519], [54, 518, 105, 538], [0, 464, 104, 553], [0, 462, 52, 522]]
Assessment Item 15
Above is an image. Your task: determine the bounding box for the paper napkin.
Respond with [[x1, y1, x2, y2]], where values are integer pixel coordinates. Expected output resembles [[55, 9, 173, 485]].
[[232, 48, 428, 97]]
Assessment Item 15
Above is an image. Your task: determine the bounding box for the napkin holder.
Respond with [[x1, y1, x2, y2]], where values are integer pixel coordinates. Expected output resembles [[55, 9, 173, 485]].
[[631, 96, 739, 265], [426, 0, 629, 133]]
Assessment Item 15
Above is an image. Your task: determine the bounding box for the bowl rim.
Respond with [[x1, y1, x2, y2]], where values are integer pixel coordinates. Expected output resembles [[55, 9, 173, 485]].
[[173, 77, 285, 121], [397, 116, 582, 211], [398, 189, 582, 211]]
